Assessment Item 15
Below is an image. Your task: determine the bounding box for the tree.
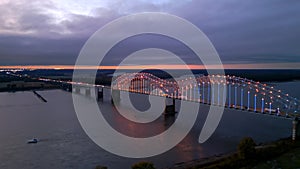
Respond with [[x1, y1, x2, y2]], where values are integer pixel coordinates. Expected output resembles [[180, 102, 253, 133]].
[[132, 161, 156, 169], [238, 137, 256, 159], [95, 165, 107, 169]]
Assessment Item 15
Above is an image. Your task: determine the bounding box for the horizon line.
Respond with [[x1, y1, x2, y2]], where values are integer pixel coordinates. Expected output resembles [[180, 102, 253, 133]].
[[0, 63, 300, 70]]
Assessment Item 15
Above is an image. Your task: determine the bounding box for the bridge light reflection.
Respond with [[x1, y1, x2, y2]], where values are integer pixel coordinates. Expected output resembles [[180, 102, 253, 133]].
[[261, 98, 265, 113], [208, 82, 210, 104], [228, 84, 231, 107], [234, 86, 237, 108], [217, 83, 220, 106], [254, 94, 257, 112], [241, 88, 244, 109], [211, 82, 215, 105], [247, 91, 250, 110]]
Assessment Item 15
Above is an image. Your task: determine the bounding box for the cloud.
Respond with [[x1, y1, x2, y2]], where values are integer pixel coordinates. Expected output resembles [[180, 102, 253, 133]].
[[0, 0, 299, 66], [174, 0, 300, 64], [0, 0, 61, 35]]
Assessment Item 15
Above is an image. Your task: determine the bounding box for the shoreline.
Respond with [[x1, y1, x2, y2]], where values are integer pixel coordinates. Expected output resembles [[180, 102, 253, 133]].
[[166, 152, 236, 169], [166, 137, 300, 169]]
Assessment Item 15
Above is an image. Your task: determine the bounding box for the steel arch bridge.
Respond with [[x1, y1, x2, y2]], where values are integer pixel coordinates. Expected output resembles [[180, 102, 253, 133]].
[[112, 72, 300, 118]]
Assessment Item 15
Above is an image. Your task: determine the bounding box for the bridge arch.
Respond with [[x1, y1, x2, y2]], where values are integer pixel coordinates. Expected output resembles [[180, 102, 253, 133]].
[[112, 72, 300, 117]]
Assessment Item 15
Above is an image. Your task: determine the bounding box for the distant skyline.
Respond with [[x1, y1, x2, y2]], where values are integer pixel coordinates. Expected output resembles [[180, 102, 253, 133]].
[[0, 0, 300, 68]]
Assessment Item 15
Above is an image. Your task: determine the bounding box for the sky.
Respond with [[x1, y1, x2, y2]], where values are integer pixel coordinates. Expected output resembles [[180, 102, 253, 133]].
[[0, 0, 299, 68]]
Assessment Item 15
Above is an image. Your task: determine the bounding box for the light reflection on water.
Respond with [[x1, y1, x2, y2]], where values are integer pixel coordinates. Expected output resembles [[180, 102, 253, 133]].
[[0, 81, 298, 169]]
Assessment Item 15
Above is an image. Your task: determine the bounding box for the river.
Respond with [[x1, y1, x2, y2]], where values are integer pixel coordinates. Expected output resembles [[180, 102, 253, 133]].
[[0, 81, 299, 169]]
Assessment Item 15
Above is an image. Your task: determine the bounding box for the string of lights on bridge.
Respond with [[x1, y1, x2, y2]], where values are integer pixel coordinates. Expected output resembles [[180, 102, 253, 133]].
[[112, 73, 300, 117]]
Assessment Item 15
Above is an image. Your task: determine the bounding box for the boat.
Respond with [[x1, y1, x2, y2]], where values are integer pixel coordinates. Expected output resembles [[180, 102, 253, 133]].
[[27, 138, 38, 144]]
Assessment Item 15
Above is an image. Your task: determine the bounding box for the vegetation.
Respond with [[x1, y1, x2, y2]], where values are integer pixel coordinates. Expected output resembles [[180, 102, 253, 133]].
[[185, 137, 300, 169], [237, 137, 256, 159], [94, 166, 107, 169], [93, 138, 300, 169], [252, 147, 300, 169], [132, 161, 156, 169]]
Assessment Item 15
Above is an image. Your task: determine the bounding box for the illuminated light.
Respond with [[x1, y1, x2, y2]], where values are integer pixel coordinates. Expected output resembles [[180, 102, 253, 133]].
[[276, 107, 280, 116]]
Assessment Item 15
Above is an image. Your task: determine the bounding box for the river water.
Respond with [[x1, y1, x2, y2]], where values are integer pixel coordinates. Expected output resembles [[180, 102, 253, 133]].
[[0, 81, 299, 169]]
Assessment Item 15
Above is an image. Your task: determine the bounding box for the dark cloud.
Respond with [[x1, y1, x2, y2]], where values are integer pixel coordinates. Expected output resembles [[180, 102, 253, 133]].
[[0, 35, 86, 65], [0, 0, 299, 66], [174, 0, 300, 64]]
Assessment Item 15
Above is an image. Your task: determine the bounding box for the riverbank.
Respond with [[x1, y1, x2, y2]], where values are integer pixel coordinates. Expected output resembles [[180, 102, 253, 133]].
[[252, 146, 300, 168], [167, 137, 300, 169]]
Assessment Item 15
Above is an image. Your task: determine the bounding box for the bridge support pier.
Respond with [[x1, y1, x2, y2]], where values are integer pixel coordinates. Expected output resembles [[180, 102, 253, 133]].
[[97, 87, 104, 101], [74, 87, 80, 94], [111, 89, 120, 105], [85, 88, 91, 96], [67, 84, 72, 92], [61, 83, 72, 92], [292, 117, 300, 141], [164, 98, 177, 116]]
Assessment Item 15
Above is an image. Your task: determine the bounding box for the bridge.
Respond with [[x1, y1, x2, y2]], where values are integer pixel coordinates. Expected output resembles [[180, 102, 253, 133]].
[[38, 72, 300, 140], [111, 73, 300, 117]]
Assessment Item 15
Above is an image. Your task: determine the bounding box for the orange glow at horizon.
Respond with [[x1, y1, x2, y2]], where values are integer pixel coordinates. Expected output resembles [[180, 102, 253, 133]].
[[0, 63, 299, 70]]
